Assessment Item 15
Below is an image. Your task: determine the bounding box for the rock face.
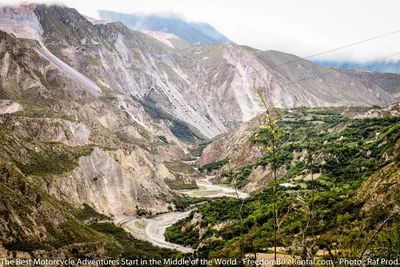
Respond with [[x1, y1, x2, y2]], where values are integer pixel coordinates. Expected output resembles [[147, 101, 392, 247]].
[[141, 30, 190, 49], [50, 148, 175, 216], [0, 116, 90, 146], [2, 4, 399, 139], [354, 102, 400, 118], [197, 116, 261, 167], [0, 28, 180, 217], [0, 100, 22, 114], [1, 2, 400, 258], [0, 1, 399, 216], [256, 50, 395, 107], [0, 22, 186, 258]]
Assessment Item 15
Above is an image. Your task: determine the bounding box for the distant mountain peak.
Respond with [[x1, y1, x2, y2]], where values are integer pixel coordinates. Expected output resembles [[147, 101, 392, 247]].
[[98, 10, 233, 45], [315, 59, 400, 74], [140, 30, 189, 49]]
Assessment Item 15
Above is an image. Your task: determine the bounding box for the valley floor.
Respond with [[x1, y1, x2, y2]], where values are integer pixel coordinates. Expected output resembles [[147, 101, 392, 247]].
[[118, 175, 248, 253]]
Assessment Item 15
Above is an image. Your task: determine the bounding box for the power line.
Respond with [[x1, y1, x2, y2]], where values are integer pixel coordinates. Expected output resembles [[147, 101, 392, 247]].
[[281, 50, 400, 87], [217, 49, 400, 103], [266, 28, 400, 69], [208, 28, 400, 104]]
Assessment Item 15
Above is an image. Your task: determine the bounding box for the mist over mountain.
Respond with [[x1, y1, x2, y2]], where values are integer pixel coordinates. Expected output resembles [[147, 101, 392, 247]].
[[98, 10, 233, 45], [315, 59, 400, 74], [0, 3, 399, 262]]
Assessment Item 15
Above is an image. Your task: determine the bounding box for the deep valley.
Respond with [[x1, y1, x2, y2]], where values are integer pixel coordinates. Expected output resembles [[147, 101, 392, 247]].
[[0, 3, 399, 266]]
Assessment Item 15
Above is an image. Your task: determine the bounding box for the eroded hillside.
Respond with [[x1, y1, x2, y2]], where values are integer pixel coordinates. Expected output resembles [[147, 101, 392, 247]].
[[170, 106, 400, 259], [1, 3, 400, 261]]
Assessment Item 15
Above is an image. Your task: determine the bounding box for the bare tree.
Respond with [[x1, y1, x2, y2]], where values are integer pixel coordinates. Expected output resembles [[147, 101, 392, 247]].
[[296, 193, 318, 261], [253, 85, 283, 262], [360, 205, 400, 260], [232, 175, 246, 259]]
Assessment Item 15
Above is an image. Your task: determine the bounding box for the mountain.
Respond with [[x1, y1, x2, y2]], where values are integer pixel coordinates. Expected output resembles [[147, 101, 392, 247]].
[[98, 10, 233, 45], [315, 59, 400, 74], [197, 104, 400, 192], [0, 5, 197, 258], [140, 30, 190, 49], [169, 105, 400, 258], [1, 3, 400, 260], [5, 4, 397, 142], [1, 4, 399, 139]]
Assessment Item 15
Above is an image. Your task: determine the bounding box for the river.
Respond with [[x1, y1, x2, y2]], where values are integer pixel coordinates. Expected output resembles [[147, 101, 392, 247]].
[[116, 175, 248, 253]]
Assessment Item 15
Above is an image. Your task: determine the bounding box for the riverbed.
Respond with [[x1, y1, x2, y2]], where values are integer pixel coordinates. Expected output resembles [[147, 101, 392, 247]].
[[116, 175, 248, 253]]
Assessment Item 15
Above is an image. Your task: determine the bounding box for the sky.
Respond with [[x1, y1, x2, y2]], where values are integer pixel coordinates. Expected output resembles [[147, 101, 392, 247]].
[[2, 0, 400, 62]]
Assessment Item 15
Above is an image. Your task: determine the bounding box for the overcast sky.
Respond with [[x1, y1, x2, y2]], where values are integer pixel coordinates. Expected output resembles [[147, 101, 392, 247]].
[[2, 0, 400, 62]]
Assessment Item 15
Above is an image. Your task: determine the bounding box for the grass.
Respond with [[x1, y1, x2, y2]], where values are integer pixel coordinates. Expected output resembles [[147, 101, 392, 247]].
[[172, 196, 210, 211]]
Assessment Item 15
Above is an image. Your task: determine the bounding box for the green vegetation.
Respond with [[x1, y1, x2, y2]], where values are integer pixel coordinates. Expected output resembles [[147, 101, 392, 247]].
[[85, 57, 101, 66], [165, 179, 197, 190], [0, 126, 188, 260], [166, 198, 244, 246], [164, 160, 199, 190], [166, 108, 400, 261], [198, 158, 229, 172], [0, 128, 93, 176], [172, 196, 210, 211], [222, 165, 253, 189], [90, 223, 184, 259], [137, 96, 203, 143], [75, 204, 110, 222], [165, 220, 200, 247], [190, 141, 211, 157], [16, 145, 93, 176], [165, 160, 196, 174]]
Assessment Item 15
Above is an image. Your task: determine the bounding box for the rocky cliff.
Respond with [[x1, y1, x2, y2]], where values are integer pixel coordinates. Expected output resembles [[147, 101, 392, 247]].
[[2, 4, 399, 140], [1, 3, 400, 259]]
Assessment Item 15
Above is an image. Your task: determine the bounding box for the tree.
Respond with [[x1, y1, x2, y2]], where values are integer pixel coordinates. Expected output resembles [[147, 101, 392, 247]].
[[232, 175, 246, 260], [252, 85, 283, 262]]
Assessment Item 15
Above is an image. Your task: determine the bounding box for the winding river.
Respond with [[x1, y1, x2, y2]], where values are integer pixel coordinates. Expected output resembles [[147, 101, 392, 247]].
[[116, 176, 248, 253]]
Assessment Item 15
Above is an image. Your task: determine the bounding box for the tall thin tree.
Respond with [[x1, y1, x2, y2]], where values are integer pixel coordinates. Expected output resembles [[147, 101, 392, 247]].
[[253, 85, 282, 262]]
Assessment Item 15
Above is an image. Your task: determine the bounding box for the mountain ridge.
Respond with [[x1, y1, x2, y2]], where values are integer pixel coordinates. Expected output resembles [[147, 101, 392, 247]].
[[98, 10, 233, 45], [316, 59, 400, 74], [1, 3, 400, 260], [1, 4, 400, 140]]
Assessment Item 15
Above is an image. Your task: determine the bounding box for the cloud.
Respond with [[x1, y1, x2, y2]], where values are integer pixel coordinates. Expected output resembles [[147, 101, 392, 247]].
[[2, 0, 400, 62]]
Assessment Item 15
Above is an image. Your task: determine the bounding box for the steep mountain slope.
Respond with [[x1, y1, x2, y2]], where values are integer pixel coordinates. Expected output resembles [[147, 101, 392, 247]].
[[198, 104, 400, 192], [256, 50, 394, 106], [340, 70, 400, 102], [141, 30, 190, 49], [0, 27, 195, 256], [32, 5, 226, 138], [2, 4, 400, 140], [0, 3, 399, 210], [99, 10, 232, 45], [0, 28, 188, 213], [170, 107, 400, 259], [0, 127, 183, 260], [1, 2, 400, 260]]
